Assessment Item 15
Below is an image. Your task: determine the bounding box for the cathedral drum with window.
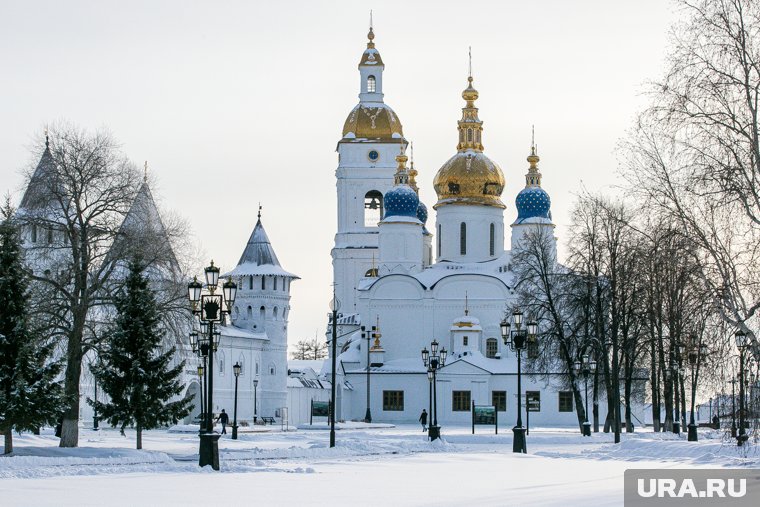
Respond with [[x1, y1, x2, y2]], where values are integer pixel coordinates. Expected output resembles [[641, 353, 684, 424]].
[[323, 26, 647, 429]]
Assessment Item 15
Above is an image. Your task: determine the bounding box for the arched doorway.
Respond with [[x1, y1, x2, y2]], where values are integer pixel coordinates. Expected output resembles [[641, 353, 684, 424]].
[[184, 381, 202, 424]]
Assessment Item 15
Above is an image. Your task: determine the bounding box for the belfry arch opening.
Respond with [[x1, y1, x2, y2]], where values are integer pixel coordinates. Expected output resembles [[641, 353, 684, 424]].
[[367, 75, 376, 93], [364, 190, 383, 227]]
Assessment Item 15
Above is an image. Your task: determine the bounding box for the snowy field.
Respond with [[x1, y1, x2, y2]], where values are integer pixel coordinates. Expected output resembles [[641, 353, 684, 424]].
[[1, 424, 758, 507]]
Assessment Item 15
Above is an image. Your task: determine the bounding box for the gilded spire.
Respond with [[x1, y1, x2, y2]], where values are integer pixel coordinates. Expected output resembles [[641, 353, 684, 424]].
[[44, 127, 49, 149], [457, 48, 484, 152], [367, 11, 375, 49], [525, 127, 542, 187], [394, 144, 410, 186], [408, 141, 419, 193], [372, 315, 382, 349]]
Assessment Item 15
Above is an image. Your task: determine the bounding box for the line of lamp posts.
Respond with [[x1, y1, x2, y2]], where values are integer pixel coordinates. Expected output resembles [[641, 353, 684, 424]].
[[186, 261, 259, 470]]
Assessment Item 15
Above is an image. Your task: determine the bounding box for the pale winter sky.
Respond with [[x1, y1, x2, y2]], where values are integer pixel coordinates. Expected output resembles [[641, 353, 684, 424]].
[[0, 0, 677, 349]]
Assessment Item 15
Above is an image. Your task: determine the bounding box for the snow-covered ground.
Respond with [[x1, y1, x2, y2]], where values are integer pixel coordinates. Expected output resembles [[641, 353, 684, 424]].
[[1, 424, 758, 506]]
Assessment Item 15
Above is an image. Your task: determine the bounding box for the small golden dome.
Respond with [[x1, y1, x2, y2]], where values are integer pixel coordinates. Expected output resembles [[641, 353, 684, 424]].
[[462, 76, 479, 102], [433, 151, 505, 209], [342, 104, 403, 140]]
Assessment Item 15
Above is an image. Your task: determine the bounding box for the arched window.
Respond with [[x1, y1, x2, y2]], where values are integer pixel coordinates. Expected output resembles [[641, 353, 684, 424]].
[[364, 190, 383, 226], [238, 354, 245, 376], [467, 128, 473, 142], [218, 350, 225, 375], [486, 338, 498, 358], [269, 362, 276, 375], [490, 223, 495, 256], [273, 306, 279, 320], [234, 306, 240, 319], [247, 306, 253, 319], [249, 276, 253, 290], [460, 222, 467, 255], [255, 362, 260, 374], [367, 75, 376, 93], [274, 277, 278, 290], [31, 224, 37, 243], [47, 228, 53, 244], [261, 276, 266, 290], [260, 306, 266, 320]]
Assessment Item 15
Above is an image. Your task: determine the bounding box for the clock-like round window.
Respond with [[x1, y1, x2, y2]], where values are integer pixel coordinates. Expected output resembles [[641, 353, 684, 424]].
[[368, 150, 380, 162]]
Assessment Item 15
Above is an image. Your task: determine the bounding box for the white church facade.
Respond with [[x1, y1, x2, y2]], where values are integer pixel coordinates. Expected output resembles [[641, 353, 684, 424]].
[[325, 27, 646, 429]]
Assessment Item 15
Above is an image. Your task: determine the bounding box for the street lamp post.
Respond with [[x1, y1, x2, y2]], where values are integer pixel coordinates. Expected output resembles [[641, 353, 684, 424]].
[[730, 376, 737, 438], [362, 325, 374, 423], [253, 376, 259, 424], [573, 354, 597, 437], [735, 330, 750, 446], [232, 362, 241, 440], [421, 339, 447, 441], [196, 362, 205, 431], [501, 309, 538, 453], [187, 261, 237, 470], [687, 339, 708, 442], [328, 293, 340, 448]]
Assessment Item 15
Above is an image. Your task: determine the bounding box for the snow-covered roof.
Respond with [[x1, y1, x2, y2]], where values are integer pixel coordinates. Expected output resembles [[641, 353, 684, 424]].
[[218, 324, 268, 340], [18, 142, 57, 213]]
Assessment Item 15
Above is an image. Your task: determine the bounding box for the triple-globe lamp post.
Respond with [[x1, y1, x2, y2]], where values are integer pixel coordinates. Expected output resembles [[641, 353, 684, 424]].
[[501, 309, 538, 454], [188, 261, 237, 470], [421, 339, 447, 441], [573, 353, 597, 437]]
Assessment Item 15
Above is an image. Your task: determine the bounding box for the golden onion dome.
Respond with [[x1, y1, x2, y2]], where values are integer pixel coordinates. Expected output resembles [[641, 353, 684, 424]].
[[433, 74, 505, 208], [433, 151, 505, 208], [342, 104, 403, 140]]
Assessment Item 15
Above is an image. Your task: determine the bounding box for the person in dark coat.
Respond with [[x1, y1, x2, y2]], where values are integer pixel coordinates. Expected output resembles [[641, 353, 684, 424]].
[[217, 409, 230, 434], [419, 409, 428, 432], [712, 414, 720, 429]]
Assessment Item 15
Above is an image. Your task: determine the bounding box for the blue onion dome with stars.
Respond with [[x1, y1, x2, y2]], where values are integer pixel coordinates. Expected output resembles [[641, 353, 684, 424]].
[[383, 149, 419, 219], [384, 185, 419, 218], [416, 201, 428, 224], [515, 145, 552, 220]]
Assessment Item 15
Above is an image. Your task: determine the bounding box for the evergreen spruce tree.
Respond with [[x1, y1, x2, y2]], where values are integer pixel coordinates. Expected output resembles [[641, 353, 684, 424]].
[[0, 203, 65, 454], [89, 258, 191, 449]]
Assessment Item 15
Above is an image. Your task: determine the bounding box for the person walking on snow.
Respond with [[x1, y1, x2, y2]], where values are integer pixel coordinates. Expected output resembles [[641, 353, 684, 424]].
[[419, 409, 428, 432], [217, 409, 230, 434]]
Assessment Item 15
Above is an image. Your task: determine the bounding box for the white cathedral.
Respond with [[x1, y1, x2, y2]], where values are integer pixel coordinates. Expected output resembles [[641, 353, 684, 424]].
[[324, 27, 641, 428]]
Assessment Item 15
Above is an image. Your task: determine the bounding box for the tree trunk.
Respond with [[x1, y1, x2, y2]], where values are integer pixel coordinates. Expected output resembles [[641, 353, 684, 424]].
[[624, 374, 634, 432], [651, 338, 660, 432], [59, 327, 84, 448], [3, 429, 12, 455], [593, 367, 600, 432], [136, 426, 142, 450]]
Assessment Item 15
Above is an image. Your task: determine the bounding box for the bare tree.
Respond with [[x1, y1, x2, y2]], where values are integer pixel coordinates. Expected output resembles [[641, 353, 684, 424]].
[[512, 225, 589, 433], [18, 124, 189, 447], [290, 336, 328, 360], [622, 0, 760, 360]]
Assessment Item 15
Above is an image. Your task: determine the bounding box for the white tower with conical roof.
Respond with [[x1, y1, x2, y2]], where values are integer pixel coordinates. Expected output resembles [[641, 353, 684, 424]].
[[333, 24, 406, 314], [224, 209, 299, 421]]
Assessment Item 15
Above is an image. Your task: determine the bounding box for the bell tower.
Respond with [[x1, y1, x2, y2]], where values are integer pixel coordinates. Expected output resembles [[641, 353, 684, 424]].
[[332, 24, 406, 313]]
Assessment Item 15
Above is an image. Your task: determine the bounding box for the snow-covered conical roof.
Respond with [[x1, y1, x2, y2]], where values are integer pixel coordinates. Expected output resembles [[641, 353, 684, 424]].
[[225, 216, 299, 279], [19, 137, 57, 212]]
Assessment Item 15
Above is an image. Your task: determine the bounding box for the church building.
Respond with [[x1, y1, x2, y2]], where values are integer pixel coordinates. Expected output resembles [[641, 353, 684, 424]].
[[326, 26, 642, 428]]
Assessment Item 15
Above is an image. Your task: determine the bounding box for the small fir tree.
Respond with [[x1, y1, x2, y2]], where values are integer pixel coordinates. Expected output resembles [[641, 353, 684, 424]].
[[0, 203, 65, 454], [89, 258, 192, 449]]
